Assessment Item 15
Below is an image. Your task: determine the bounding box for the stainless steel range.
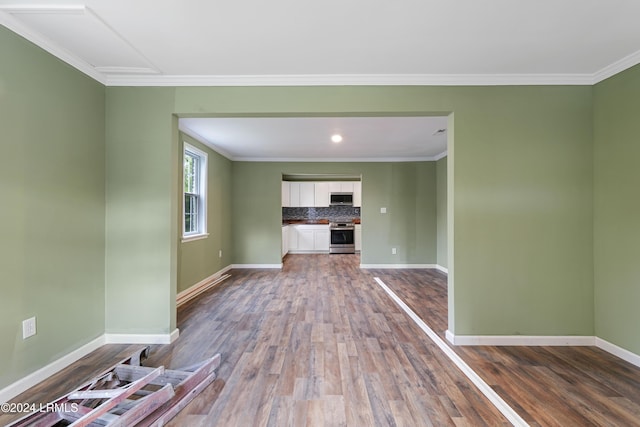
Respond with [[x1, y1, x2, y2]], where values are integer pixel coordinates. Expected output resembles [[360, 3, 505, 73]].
[[329, 221, 355, 254]]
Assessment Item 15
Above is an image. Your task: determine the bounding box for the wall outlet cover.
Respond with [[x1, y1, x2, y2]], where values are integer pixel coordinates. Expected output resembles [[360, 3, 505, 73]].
[[22, 317, 36, 339]]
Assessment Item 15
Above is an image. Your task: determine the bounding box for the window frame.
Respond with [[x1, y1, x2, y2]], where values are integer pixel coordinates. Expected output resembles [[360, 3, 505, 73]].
[[182, 142, 208, 242]]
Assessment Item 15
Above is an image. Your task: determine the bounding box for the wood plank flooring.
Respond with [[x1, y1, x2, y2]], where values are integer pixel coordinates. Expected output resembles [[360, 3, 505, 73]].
[[374, 268, 640, 427], [2, 255, 640, 426]]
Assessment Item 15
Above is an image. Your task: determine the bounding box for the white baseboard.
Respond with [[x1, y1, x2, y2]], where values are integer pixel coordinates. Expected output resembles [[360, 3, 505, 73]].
[[435, 264, 448, 274], [0, 335, 106, 404], [446, 333, 640, 369], [177, 266, 232, 306], [231, 263, 282, 269], [596, 337, 640, 369], [360, 263, 439, 269], [445, 332, 595, 346], [0, 328, 181, 403], [104, 328, 180, 345]]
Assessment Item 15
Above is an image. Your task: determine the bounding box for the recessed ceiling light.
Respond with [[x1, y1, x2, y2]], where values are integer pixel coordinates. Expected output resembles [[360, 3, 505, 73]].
[[331, 134, 343, 143]]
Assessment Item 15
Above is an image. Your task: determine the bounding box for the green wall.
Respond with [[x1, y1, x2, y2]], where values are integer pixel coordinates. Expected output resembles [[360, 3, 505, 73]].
[[105, 88, 178, 335], [594, 64, 640, 354], [0, 27, 106, 388], [1, 22, 607, 391], [436, 157, 448, 269], [172, 85, 593, 336], [231, 161, 437, 265], [178, 133, 233, 293]]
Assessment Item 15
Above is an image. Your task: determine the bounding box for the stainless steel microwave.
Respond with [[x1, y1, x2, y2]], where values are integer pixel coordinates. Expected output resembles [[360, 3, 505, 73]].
[[330, 192, 353, 206]]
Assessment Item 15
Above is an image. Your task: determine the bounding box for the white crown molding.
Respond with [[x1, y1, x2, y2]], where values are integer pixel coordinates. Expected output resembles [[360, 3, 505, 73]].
[[233, 156, 442, 162], [0, 6, 107, 84], [178, 123, 235, 160], [433, 150, 448, 161], [94, 66, 160, 75], [105, 72, 597, 87], [592, 49, 640, 84]]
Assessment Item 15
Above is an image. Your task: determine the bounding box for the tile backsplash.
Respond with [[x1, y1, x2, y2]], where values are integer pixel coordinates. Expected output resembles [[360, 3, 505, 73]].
[[283, 206, 361, 222]]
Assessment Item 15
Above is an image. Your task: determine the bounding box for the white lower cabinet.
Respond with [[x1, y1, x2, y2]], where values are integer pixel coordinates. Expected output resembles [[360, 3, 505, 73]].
[[297, 228, 315, 250], [315, 228, 330, 251], [287, 224, 330, 253], [355, 224, 362, 252]]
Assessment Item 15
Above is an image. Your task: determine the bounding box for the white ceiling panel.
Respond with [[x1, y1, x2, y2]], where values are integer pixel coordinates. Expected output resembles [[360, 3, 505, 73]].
[[2, 0, 640, 84], [179, 116, 448, 162], [0, 5, 158, 73]]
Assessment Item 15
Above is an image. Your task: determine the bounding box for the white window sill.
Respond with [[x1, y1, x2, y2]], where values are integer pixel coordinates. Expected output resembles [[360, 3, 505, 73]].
[[182, 233, 209, 243]]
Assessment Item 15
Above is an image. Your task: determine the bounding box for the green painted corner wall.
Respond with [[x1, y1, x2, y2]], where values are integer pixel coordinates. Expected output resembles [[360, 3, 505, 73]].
[[0, 27, 106, 388], [231, 161, 437, 265], [105, 87, 177, 334], [594, 64, 640, 354], [436, 157, 448, 269], [178, 133, 233, 293]]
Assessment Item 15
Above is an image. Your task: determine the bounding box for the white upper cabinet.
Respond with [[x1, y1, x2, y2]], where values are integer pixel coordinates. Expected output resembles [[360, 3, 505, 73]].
[[289, 182, 301, 207], [353, 181, 362, 207], [314, 182, 330, 207], [340, 182, 354, 193], [288, 182, 314, 207], [299, 182, 315, 207], [328, 182, 341, 193], [285, 180, 361, 207]]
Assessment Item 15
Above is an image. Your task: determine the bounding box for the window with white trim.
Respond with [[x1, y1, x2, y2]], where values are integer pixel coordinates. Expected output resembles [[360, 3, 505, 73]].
[[183, 143, 208, 240]]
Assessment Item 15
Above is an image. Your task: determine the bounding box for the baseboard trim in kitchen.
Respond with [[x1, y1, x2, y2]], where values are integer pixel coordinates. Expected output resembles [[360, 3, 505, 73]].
[[360, 263, 440, 269]]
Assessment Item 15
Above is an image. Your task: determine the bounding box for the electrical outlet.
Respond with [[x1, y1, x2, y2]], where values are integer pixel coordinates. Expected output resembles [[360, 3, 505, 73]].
[[380, 207, 387, 214], [219, 250, 223, 258], [22, 317, 36, 339], [392, 248, 397, 255]]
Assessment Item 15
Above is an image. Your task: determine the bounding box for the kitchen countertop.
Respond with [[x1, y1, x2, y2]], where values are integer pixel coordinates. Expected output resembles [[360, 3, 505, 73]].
[[282, 218, 361, 225]]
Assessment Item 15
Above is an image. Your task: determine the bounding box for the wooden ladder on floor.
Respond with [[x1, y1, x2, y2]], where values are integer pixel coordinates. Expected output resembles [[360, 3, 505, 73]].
[[8, 347, 221, 427]]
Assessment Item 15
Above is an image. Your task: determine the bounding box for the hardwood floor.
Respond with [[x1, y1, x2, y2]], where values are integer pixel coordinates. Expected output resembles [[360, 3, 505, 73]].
[[3, 255, 640, 426], [374, 268, 640, 427]]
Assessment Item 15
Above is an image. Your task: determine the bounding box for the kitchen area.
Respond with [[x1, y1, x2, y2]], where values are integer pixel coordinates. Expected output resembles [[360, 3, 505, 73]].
[[281, 178, 362, 257]]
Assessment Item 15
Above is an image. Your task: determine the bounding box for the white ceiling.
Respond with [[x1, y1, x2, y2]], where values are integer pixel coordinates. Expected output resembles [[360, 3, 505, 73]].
[[180, 116, 449, 161], [2, 1, 640, 161], [2, 1, 640, 86]]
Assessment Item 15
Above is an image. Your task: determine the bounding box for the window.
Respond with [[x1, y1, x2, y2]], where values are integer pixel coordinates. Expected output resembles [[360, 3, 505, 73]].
[[183, 143, 208, 241]]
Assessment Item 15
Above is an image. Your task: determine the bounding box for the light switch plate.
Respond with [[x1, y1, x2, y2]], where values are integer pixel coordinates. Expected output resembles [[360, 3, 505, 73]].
[[380, 207, 387, 214]]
